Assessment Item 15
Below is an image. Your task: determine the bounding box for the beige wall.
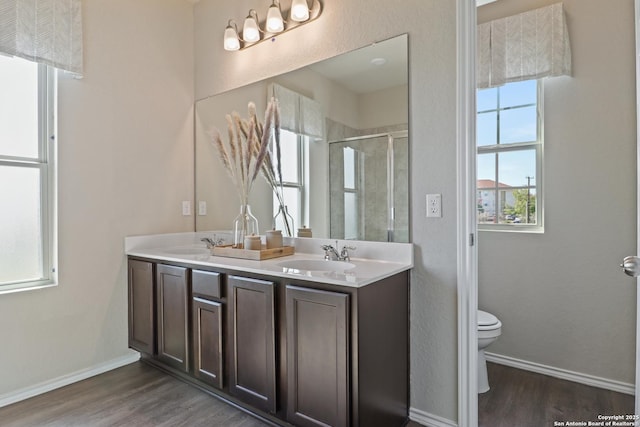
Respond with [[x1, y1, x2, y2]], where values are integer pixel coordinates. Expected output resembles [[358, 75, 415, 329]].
[[478, 0, 637, 384], [195, 0, 459, 422], [0, 0, 194, 397]]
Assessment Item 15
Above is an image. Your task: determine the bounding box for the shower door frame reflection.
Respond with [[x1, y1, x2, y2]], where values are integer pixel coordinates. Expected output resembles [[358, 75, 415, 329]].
[[328, 130, 409, 243]]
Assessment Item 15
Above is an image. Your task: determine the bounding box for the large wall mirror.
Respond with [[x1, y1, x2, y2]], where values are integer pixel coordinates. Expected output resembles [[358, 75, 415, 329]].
[[195, 34, 409, 242]]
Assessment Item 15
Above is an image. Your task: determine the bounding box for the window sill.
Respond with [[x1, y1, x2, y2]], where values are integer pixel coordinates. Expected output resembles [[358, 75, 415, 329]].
[[0, 280, 58, 295], [478, 225, 544, 234]]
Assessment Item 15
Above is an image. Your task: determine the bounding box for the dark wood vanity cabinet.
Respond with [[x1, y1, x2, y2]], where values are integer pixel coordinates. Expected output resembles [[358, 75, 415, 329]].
[[127, 256, 408, 427], [192, 297, 223, 388], [156, 264, 189, 372], [191, 270, 224, 389], [227, 275, 277, 414], [283, 274, 408, 427], [286, 285, 350, 427], [128, 260, 155, 355]]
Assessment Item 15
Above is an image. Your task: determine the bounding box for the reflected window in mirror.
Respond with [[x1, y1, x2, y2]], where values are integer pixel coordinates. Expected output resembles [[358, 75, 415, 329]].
[[342, 147, 359, 240], [273, 129, 308, 231], [477, 79, 543, 231]]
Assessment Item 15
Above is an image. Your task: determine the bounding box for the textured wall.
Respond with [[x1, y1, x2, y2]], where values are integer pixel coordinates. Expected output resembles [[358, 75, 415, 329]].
[[478, 0, 637, 385], [0, 0, 194, 398], [195, 0, 459, 422]]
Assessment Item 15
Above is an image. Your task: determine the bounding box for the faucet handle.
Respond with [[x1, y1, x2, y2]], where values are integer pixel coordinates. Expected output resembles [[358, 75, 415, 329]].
[[340, 245, 356, 262], [201, 237, 224, 249], [321, 244, 337, 260], [201, 237, 214, 249]]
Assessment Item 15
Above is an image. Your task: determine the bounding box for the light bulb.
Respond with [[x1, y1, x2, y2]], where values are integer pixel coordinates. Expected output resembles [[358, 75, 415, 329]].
[[291, 0, 309, 22], [243, 12, 260, 43], [224, 24, 240, 51], [266, 3, 284, 33]]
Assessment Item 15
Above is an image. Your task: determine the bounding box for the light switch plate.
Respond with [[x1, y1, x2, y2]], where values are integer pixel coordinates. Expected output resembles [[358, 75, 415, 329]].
[[182, 201, 191, 216], [198, 201, 207, 216]]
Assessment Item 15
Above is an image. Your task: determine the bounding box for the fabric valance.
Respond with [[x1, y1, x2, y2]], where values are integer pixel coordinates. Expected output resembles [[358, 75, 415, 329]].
[[269, 83, 324, 139], [477, 2, 571, 88], [0, 0, 83, 76]]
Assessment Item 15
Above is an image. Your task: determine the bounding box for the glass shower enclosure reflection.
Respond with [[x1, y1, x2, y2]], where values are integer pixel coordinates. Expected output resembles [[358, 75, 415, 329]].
[[329, 131, 409, 242]]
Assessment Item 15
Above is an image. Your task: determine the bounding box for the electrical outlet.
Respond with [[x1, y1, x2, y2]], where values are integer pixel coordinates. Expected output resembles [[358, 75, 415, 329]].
[[182, 201, 191, 216], [198, 201, 207, 216], [426, 194, 442, 218]]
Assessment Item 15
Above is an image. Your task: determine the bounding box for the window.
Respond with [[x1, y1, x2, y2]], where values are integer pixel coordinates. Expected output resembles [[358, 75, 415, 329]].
[[342, 146, 359, 240], [0, 55, 56, 292], [477, 79, 543, 231], [273, 129, 307, 232]]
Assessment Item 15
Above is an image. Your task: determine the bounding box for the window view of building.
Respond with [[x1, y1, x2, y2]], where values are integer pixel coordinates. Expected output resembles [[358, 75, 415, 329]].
[[477, 79, 542, 229]]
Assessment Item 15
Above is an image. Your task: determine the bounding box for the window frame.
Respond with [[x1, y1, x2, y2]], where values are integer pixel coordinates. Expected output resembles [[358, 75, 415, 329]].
[[341, 145, 362, 240], [0, 62, 57, 294], [273, 130, 307, 230], [477, 79, 544, 233]]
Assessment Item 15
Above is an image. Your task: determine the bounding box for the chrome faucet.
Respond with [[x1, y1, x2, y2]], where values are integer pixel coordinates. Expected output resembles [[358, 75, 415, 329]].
[[321, 241, 356, 262], [200, 236, 224, 249]]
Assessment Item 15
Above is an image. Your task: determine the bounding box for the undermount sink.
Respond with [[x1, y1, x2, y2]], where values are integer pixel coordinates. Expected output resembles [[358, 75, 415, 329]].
[[278, 259, 355, 272], [162, 246, 210, 256]]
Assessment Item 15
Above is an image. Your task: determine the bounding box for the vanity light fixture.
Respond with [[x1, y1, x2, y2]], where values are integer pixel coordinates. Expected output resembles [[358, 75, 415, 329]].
[[243, 10, 261, 43], [266, 1, 285, 33], [223, 0, 322, 51], [290, 0, 310, 21], [224, 21, 241, 51]]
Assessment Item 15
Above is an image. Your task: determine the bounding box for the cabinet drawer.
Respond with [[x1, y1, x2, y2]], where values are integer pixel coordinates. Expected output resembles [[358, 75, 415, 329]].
[[192, 270, 221, 299]]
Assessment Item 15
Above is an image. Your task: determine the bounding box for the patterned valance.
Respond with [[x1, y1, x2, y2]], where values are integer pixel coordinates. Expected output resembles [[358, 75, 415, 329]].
[[477, 2, 571, 88], [0, 0, 83, 76], [269, 83, 324, 139]]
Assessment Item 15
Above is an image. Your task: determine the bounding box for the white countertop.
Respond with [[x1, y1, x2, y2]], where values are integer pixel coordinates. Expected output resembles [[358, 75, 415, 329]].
[[125, 232, 413, 288]]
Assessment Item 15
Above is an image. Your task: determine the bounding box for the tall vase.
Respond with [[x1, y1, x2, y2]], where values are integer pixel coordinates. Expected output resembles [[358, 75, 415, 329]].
[[233, 204, 259, 248], [273, 204, 295, 237]]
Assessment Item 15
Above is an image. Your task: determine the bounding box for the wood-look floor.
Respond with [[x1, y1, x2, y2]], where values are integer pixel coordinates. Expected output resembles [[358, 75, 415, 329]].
[[0, 361, 268, 427], [0, 361, 422, 427], [5, 359, 625, 427], [479, 362, 635, 427]]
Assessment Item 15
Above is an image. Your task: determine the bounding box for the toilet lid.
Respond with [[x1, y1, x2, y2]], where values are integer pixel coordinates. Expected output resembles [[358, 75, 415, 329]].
[[478, 310, 498, 327]]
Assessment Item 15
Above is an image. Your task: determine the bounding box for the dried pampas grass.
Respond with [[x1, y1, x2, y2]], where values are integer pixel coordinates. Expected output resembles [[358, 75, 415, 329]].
[[210, 98, 278, 206]]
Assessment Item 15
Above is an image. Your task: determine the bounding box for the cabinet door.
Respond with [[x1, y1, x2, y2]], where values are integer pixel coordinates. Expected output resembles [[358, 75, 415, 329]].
[[192, 297, 223, 389], [228, 276, 276, 413], [157, 264, 189, 372], [286, 285, 350, 427], [128, 260, 155, 355]]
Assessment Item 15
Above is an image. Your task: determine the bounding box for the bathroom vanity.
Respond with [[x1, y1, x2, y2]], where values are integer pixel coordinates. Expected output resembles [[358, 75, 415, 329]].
[[125, 233, 412, 427]]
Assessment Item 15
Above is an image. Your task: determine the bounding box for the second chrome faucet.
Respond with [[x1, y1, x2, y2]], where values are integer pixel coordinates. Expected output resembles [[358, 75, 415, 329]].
[[321, 241, 356, 262]]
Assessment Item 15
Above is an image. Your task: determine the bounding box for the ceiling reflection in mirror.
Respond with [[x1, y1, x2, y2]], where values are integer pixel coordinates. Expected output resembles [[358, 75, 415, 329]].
[[195, 34, 409, 242]]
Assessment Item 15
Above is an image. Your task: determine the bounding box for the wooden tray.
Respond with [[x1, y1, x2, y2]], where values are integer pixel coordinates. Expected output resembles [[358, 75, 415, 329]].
[[212, 244, 294, 260]]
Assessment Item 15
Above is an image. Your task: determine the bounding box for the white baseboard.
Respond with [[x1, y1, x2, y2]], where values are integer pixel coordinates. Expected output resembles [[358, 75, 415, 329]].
[[485, 352, 635, 396], [409, 407, 457, 427], [0, 351, 140, 408]]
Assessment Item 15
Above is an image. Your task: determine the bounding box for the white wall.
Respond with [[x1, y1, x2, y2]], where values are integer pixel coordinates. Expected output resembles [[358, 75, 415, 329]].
[[478, 0, 637, 384], [0, 0, 194, 398], [358, 85, 408, 130], [195, 0, 459, 422]]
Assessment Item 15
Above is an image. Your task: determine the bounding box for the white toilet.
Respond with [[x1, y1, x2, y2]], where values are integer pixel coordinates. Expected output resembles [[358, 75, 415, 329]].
[[477, 310, 502, 393]]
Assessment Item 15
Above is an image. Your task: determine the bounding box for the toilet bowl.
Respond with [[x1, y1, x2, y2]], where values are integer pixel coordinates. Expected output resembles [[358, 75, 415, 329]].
[[478, 310, 502, 393]]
